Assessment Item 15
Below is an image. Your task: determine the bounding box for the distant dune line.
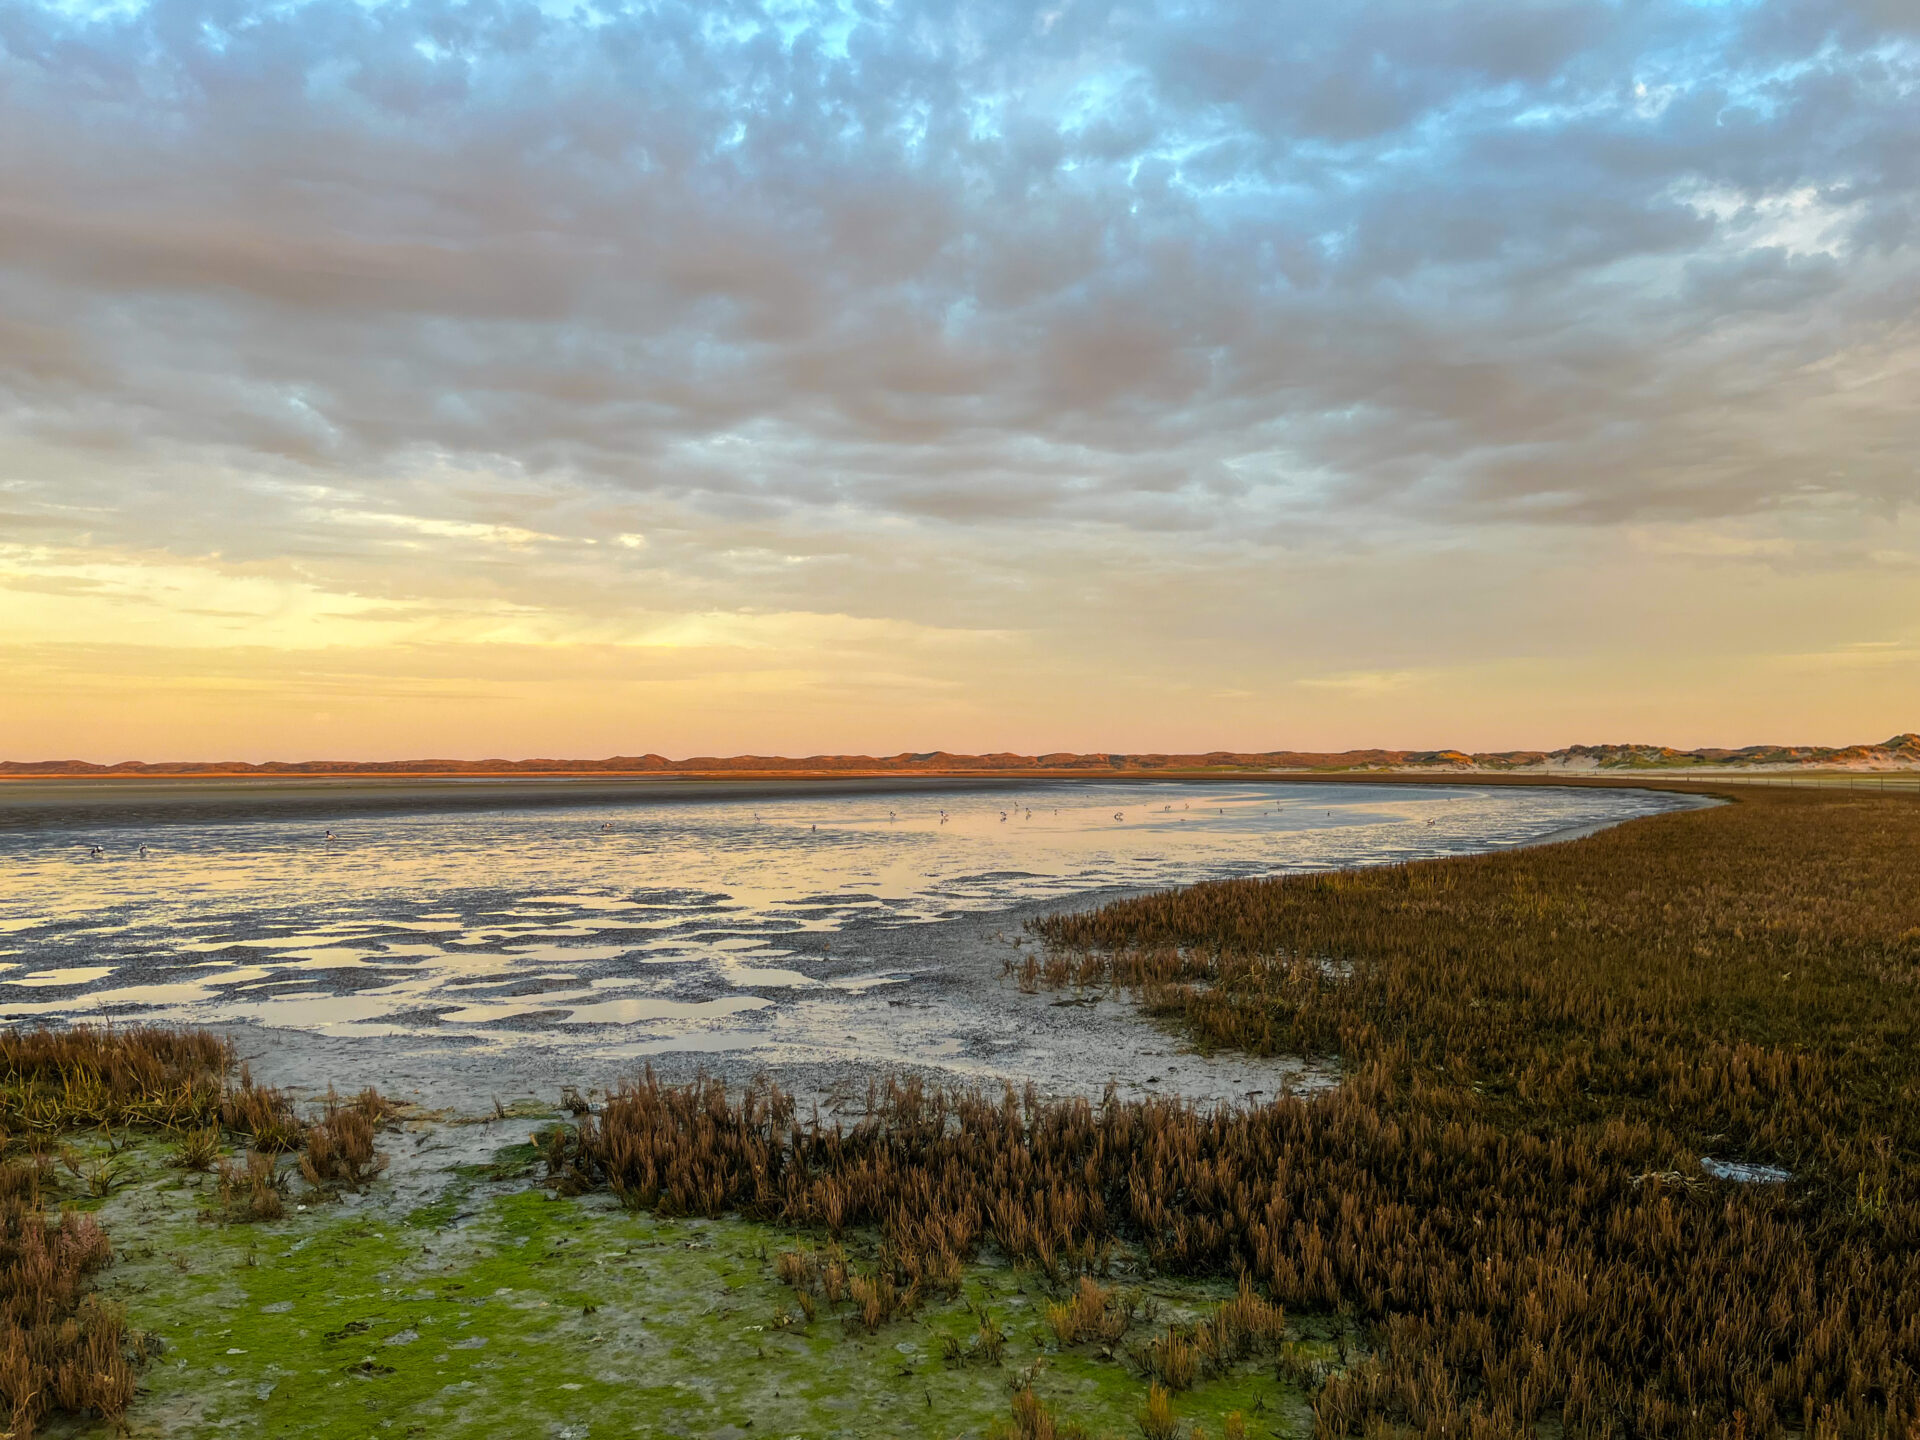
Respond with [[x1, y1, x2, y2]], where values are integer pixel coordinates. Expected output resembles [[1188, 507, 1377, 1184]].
[[4, 736, 1918, 778]]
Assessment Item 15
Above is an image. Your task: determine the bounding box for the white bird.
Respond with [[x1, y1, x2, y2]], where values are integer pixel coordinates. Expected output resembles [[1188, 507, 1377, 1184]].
[[87, 845, 102, 857]]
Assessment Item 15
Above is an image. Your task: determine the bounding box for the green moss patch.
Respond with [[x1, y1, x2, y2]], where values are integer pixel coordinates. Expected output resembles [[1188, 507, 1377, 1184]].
[[55, 1138, 1313, 1439]]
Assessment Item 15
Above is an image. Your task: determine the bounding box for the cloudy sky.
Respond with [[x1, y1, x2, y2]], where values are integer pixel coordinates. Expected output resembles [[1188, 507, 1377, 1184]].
[[2, 0, 1916, 760]]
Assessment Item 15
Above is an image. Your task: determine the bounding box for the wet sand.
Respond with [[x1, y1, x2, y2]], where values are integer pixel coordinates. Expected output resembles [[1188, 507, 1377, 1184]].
[[1, 778, 1718, 1115], [217, 795, 1719, 1117], [0, 774, 1050, 833], [221, 886, 1331, 1119]]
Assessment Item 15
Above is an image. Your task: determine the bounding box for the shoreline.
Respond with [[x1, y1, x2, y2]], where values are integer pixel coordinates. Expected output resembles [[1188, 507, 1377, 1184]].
[[164, 784, 1712, 1115], [0, 768, 1739, 834]]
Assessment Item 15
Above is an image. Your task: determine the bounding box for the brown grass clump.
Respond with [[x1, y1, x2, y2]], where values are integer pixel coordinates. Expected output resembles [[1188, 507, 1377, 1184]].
[[169, 1125, 223, 1172], [846, 1270, 900, 1331], [1138, 1327, 1198, 1391], [1048, 1276, 1136, 1350], [774, 1247, 812, 1289], [992, 1386, 1102, 1440], [299, 1088, 391, 1192], [1195, 1282, 1285, 1371], [0, 1167, 134, 1438], [218, 1065, 306, 1153], [1132, 1284, 1286, 1392], [0, 1025, 229, 1134], [0, 1027, 235, 1435], [1138, 1382, 1180, 1440], [211, 1152, 287, 1223]]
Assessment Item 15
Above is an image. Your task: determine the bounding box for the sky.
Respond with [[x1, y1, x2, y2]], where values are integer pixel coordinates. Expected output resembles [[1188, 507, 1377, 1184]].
[[1, 0, 1917, 761]]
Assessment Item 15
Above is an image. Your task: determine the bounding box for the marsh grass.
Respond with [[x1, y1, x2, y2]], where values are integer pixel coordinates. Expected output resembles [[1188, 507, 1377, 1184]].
[[0, 1025, 229, 1135], [299, 1087, 393, 1192], [1047, 1276, 1137, 1352], [218, 1065, 307, 1153], [0, 1026, 233, 1433], [209, 1151, 288, 1223], [1131, 1283, 1287, 1392], [555, 788, 1920, 1438], [992, 1386, 1101, 1440], [0, 1025, 396, 1433], [1139, 1382, 1181, 1440], [0, 1191, 132, 1439], [169, 1125, 223, 1173]]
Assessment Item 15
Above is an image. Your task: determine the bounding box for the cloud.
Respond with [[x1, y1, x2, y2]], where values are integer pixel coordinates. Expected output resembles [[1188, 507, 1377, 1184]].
[[0, 0, 1913, 546], [0, 0, 1916, 756]]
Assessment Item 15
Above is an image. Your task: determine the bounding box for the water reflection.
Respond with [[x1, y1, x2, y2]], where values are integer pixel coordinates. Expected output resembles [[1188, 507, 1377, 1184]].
[[0, 782, 1678, 1061]]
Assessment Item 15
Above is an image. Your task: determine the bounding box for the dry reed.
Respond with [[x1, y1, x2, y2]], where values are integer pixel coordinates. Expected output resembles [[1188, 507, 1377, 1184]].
[[0, 1024, 391, 1432], [554, 789, 1920, 1438]]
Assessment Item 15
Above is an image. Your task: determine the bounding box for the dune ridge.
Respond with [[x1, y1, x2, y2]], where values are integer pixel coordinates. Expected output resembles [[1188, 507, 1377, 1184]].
[[5, 735, 1918, 778]]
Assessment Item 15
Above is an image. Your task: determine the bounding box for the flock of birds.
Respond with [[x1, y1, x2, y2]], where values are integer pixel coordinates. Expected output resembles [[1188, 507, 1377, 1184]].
[[70, 797, 1454, 859]]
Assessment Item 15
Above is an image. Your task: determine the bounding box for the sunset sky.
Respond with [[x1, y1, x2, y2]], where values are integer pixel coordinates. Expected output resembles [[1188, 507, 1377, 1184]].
[[2, 0, 1916, 761]]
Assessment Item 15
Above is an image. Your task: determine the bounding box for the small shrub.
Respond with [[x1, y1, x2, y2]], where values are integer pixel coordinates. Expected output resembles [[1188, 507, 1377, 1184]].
[[1139, 1329, 1198, 1392], [299, 1089, 388, 1192], [218, 1069, 304, 1153], [991, 1387, 1098, 1440], [170, 1126, 222, 1172], [775, 1249, 813, 1290], [0, 1167, 135, 1439], [212, 1153, 286, 1223], [1139, 1383, 1180, 1440]]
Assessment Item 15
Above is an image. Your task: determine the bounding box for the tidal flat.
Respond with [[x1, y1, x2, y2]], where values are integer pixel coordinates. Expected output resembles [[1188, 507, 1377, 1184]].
[[0, 779, 1684, 1106]]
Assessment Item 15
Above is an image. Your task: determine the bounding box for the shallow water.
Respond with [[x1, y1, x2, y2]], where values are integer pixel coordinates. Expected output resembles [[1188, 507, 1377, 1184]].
[[0, 781, 1680, 1077]]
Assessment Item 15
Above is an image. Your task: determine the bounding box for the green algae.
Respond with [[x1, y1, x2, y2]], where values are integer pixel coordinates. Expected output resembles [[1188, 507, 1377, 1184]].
[[43, 1133, 1319, 1440]]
